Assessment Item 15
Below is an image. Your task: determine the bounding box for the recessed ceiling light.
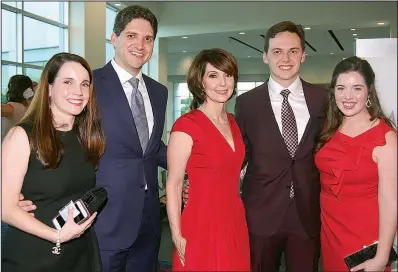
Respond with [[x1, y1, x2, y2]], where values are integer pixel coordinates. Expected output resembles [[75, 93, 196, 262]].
[[182, 50, 186, 53], [304, 27, 311, 30], [114, 3, 121, 6], [343, 58, 346, 60], [182, 36, 188, 39], [378, 22, 385, 25], [353, 33, 357, 36], [330, 53, 334, 55], [248, 56, 251, 58], [351, 28, 356, 31], [239, 32, 245, 35]]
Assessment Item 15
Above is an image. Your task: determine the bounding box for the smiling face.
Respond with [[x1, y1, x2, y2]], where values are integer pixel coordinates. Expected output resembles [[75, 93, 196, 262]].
[[111, 18, 154, 76], [49, 61, 90, 120], [334, 71, 369, 118], [202, 63, 235, 104], [263, 31, 305, 87]]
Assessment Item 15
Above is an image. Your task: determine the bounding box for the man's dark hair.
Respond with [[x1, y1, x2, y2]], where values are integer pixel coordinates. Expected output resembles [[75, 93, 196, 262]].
[[264, 21, 305, 53], [113, 5, 158, 38]]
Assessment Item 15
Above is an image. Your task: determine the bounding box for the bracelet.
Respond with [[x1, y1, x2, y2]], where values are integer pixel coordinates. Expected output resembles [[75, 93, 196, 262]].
[[52, 230, 61, 255]]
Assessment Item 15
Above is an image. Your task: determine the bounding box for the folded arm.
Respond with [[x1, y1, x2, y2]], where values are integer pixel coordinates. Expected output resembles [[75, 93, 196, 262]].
[[1, 104, 14, 118]]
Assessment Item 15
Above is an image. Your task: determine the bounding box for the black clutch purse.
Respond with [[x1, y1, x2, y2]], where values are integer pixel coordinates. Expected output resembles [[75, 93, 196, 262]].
[[344, 241, 397, 271], [79, 186, 108, 216]]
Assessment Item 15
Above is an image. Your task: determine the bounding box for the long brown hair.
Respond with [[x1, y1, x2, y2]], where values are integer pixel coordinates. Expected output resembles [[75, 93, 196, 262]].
[[20, 52, 105, 169], [316, 56, 396, 151], [187, 48, 238, 110]]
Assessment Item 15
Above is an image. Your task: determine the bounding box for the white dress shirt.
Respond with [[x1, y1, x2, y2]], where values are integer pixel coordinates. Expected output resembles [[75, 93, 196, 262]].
[[267, 76, 310, 143], [111, 59, 154, 137]]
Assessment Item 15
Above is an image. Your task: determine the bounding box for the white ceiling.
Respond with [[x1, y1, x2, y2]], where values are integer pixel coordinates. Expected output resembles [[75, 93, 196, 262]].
[[108, 1, 396, 60], [165, 26, 391, 59]]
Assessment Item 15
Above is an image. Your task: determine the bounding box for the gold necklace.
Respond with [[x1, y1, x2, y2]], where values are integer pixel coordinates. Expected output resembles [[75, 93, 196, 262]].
[[199, 106, 228, 125]]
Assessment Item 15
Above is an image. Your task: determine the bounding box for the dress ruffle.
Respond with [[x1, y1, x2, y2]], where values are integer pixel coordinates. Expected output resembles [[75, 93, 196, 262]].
[[319, 120, 391, 197]]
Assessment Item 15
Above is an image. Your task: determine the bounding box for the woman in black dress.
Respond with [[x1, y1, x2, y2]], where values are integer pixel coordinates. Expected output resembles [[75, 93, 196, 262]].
[[2, 53, 106, 271]]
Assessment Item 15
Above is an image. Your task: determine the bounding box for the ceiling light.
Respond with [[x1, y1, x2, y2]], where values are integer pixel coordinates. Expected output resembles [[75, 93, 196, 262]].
[[378, 22, 385, 25], [353, 33, 357, 36], [114, 3, 121, 6], [182, 36, 188, 39], [330, 53, 334, 55], [183, 50, 186, 53], [239, 32, 245, 35], [248, 56, 251, 58], [304, 27, 311, 30], [351, 28, 356, 31]]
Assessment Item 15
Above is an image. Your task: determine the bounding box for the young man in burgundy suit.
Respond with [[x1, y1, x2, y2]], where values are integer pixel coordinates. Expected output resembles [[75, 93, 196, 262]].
[[235, 21, 327, 271]]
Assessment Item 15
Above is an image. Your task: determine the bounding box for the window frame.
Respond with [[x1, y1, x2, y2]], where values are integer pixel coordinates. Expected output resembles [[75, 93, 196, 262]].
[[1, 2, 68, 97]]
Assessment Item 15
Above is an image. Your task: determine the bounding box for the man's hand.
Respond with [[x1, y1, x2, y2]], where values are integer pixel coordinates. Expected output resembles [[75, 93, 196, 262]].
[[19, 193, 36, 216], [182, 178, 189, 208]]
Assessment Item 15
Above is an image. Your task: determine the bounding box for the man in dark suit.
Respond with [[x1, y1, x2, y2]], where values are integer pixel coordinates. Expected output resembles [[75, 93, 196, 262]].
[[15, 5, 166, 271], [235, 21, 327, 272], [93, 5, 167, 272]]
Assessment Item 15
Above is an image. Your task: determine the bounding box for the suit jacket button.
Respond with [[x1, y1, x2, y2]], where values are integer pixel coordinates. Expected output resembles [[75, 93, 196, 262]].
[[140, 184, 145, 189], [292, 159, 296, 164]]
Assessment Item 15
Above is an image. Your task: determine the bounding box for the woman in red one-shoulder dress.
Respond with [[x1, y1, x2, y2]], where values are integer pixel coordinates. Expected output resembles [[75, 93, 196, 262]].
[[315, 57, 397, 272], [166, 49, 250, 271]]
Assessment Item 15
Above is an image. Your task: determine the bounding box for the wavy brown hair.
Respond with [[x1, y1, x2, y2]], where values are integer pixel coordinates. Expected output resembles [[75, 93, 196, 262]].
[[19, 52, 105, 169], [316, 56, 396, 151], [187, 48, 238, 109]]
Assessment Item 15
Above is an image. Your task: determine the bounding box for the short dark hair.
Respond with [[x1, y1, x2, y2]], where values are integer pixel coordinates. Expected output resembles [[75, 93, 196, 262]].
[[7, 74, 33, 103], [113, 5, 158, 38], [187, 48, 238, 110], [264, 21, 305, 52]]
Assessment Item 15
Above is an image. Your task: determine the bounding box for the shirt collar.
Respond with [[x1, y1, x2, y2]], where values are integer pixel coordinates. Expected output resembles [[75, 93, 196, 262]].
[[111, 59, 143, 85], [268, 75, 302, 97]]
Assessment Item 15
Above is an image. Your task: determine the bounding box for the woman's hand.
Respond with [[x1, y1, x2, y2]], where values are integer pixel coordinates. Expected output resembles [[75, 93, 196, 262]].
[[350, 256, 387, 271], [59, 207, 97, 243], [173, 235, 187, 266]]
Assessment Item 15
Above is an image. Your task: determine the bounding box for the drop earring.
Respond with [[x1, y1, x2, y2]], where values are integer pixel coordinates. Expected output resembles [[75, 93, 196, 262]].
[[366, 96, 371, 108]]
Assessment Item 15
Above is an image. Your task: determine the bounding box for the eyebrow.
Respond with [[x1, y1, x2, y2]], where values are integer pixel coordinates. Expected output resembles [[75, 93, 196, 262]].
[[271, 47, 300, 51], [125, 31, 154, 38], [336, 84, 365, 87]]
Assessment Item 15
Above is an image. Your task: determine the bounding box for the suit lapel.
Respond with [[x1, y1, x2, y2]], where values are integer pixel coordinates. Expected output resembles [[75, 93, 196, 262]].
[[258, 83, 291, 158], [100, 63, 142, 152], [142, 74, 157, 155], [295, 80, 318, 155]]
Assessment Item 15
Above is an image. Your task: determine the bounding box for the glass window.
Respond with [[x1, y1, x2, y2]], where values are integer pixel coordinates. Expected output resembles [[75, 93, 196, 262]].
[[174, 83, 192, 120], [24, 17, 65, 66], [1, 9, 18, 62], [2, 2, 18, 8], [106, 7, 117, 40], [106, 42, 114, 63], [25, 67, 43, 83], [23, 2, 66, 24], [237, 82, 256, 91]]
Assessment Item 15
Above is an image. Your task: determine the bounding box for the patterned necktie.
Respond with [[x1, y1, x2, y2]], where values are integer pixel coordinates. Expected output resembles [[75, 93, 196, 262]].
[[128, 77, 149, 152], [280, 89, 298, 199]]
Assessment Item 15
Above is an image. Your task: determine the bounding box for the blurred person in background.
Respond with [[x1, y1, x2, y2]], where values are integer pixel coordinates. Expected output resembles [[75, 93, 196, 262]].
[[1, 75, 34, 139]]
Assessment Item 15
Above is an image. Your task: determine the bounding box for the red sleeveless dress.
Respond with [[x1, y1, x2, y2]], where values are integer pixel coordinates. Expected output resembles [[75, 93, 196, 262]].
[[171, 110, 251, 271], [315, 119, 394, 271]]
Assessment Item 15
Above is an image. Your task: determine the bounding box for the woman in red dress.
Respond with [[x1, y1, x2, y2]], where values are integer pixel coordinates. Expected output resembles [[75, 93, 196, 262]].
[[166, 48, 250, 271], [315, 56, 397, 271]]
